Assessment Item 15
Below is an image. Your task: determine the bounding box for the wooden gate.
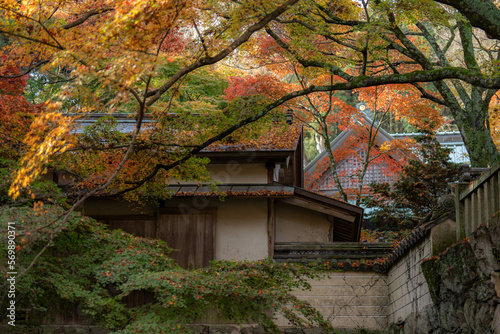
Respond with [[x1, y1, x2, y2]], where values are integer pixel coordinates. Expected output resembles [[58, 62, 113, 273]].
[[157, 208, 216, 269], [96, 209, 216, 269]]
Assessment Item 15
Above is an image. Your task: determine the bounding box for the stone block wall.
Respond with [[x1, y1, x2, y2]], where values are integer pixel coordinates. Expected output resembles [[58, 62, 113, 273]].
[[275, 272, 389, 331], [387, 236, 433, 325], [394, 220, 500, 334]]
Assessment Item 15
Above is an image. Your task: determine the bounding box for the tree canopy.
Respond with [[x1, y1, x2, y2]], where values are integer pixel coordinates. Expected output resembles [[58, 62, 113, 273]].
[[3, 0, 500, 329], [249, 0, 500, 166], [363, 131, 460, 230], [1, 0, 500, 203], [0, 206, 333, 333]]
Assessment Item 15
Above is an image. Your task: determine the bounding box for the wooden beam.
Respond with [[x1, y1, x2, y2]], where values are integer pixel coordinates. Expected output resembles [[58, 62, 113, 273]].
[[281, 197, 356, 222], [267, 198, 276, 259]]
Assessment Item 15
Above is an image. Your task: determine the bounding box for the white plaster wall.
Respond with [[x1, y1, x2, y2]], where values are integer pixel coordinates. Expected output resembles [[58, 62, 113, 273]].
[[388, 236, 433, 324], [275, 201, 331, 242], [275, 272, 389, 330], [215, 198, 269, 261], [168, 163, 268, 185]]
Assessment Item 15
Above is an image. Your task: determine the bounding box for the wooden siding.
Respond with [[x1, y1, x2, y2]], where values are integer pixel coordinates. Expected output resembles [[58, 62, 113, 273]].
[[333, 217, 357, 242], [158, 208, 216, 269], [96, 210, 216, 270], [107, 216, 156, 238]]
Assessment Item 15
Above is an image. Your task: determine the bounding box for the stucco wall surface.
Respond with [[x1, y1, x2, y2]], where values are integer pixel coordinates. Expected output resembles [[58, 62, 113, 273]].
[[275, 272, 389, 330], [275, 201, 331, 243], [215, 198, 269, 261], [387, 235, 433, 324], [207, 163, 268, 184]]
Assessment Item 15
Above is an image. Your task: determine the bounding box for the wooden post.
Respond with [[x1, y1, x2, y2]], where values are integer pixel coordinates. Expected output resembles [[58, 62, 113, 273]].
[[464, 197, 470, 237], [454, 183, 468, 240], [484, 182, 490, 224], [471, 192, 477, 235], [478, 186, 484, 226], [267, 199, 276, 259], [489, 174, 498, 222], [493, 174, 500, 223]]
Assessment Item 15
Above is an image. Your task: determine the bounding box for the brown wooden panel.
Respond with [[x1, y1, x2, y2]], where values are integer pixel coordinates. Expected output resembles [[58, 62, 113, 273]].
[[120, 290, 155, 308], [205, 213, 215, 267], [94, 215, 156, 239], [157, 209, 216, 269], [107, 219, 156, 239], [333, 217, 355, 242]]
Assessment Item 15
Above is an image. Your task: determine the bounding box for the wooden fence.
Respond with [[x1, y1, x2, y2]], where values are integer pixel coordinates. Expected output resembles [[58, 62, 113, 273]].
[[455, 163, 500, 239]]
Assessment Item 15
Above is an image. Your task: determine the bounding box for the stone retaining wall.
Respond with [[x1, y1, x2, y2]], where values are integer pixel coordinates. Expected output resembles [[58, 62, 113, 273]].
[[393, 220, 500, 334]]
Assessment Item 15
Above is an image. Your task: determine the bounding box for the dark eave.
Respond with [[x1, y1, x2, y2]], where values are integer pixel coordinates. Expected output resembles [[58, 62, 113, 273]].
[[196, 150, 296, 163], [165, 184, 295, 197], [285, 188, 364, 240]]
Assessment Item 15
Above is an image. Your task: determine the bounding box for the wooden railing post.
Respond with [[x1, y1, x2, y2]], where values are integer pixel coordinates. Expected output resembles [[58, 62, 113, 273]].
[[455, 163, 500, 239], [490, 173, 500, 225], [454, 183, 469, 240]]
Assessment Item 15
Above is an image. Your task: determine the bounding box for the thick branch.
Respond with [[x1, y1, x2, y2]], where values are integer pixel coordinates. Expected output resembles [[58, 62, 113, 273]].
[[0, 60, 49, 78], [435, 0, 500, 40], [145, 0, 299, 106], [112, 66, 500, 196], [62, 8, 113, 29], [0, 29, 63, 49], [417, 21, 470, 105], [265, 27, 354, 82]]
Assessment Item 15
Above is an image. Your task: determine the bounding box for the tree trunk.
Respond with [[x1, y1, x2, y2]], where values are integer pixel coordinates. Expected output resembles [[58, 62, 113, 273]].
[[449, 87, 500, 167], [459, 111, 500, 167]]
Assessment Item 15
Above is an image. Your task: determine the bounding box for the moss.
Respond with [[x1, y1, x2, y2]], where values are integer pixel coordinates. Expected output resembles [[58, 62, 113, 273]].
[[421, 257, 440, 304], [334, 329, 388, 334], [386, 323, 404, 334]]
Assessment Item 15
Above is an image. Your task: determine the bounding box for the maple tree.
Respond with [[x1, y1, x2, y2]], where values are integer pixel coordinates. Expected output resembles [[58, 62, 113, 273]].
[[489, 92, 500, 150], [3, 0, 500, 202], [0, 0, 306, 201], [1, 0, 500, 330], [301, 84, 419, 205], [0, 66, 42, 161], [222, 39, 429, 205], [0, 1, 351, 329], [252, 0, 500, 167], [0, 65, 55, 205], [0, 207, 333, 333]]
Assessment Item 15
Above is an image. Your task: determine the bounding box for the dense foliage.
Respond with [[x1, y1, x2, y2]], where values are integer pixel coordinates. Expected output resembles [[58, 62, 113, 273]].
[[2, 0, 500, 331], [363, 132, 460, 230], [0, 205, 332, 333], [0, 0, 499, 203]]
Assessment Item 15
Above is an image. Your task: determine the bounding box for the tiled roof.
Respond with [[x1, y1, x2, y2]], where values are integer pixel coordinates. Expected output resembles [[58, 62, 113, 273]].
[[391, 132, 469, 164], [273, 242, 393, 272], [380, 213, 454, 271], [72, 113, 301, 152], [166, 184, 295, 197], [204, 122, 302, 152]]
